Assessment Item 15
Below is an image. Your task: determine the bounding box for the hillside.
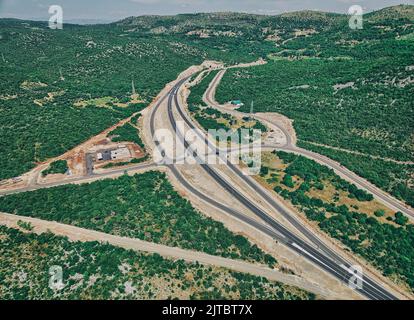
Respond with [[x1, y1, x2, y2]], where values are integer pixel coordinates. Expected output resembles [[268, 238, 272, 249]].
[[215, 5, 414, 207], [0, 16, 271, 180], [366, 4, 414, 22], [0, 4, 413, 301], [0, 5, 412, 185]]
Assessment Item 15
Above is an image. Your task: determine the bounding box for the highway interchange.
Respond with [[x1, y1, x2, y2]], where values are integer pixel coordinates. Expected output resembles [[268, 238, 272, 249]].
[[0, 65, 411, 300], [148, 74, 399, 300]]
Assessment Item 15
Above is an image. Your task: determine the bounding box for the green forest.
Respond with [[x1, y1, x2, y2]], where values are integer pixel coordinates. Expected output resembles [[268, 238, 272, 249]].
[[263, 151, 414, 291], [0, 226, 314, 300], [108, 120, 145, 150], [41, 160, 68, 177], [0, 171, 277, 267], [1, 7, 412, 187], [0, 13, 279, 181], [215, 12, 414, 207], [188, 71, 219, 107], [299, 141, 414, 207], [0, 5, 413, 298]]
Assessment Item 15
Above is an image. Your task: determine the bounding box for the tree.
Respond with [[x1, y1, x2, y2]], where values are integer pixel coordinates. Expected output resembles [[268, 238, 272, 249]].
[[394, 212, 408, 226], [282, 174, 294, 188], [374, 209, 385, 217]]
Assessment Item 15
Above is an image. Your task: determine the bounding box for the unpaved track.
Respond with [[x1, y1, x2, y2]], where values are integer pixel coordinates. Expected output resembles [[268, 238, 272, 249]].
[[0, 211, 345, 300], [0, 163, 159, 196]]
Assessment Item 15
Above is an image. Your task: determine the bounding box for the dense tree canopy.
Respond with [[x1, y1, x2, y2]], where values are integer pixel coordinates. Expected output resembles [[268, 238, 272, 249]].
[[0, 171, 277, 267]]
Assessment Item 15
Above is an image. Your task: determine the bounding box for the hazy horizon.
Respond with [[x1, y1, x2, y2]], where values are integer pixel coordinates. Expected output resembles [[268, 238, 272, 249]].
[[0, 0, 412, 23]]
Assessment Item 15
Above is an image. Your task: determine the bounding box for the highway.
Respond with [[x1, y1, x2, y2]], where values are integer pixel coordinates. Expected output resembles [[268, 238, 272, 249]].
[[205, 69, 414, 219], [0, 68, 402, 300], [148, 77, 398, 300]]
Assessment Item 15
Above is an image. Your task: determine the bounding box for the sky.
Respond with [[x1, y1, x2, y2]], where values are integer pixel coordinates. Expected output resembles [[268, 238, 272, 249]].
[[0, 0, 412, 22]]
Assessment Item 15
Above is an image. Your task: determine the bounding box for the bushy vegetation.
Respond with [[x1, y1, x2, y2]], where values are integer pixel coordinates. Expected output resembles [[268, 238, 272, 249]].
[[188, 74, 268, 143], [2, 6, 412, 186], [1, 5, 413, 295], [188, 71, 219, 107], [0, 226, 313, 300], [0, 19, 195, 180], [41, 160, 68, 177], [16, 220, 33, 231], [299, 141, 414, 207], [215, 12, 414, 206], [193, 107, 229, 132], [0, 171, 276, 267], [265, 151, 414, 291], [278, 151, 373, 201], [108, 121, 145, 149], [0, 13, 283, 181], [218, 56, 413, 162], [102, 155, 149, 169]]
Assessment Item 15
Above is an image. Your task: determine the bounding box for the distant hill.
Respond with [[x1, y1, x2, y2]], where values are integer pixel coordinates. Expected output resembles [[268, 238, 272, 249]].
[[366, 4, 414, 22], [65, 18, 116, 25], [117, 12, 268, 29], [116, 5, 413, 35], [117, 5, 413, 26], [279, 9, 344, 21], [1, 5, 412, 28]]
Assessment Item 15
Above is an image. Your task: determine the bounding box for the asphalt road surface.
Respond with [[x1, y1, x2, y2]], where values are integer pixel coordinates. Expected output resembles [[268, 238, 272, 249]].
[[149, 77, 397, 300], [0, 163, 158, 197], [0, 70, 402, 300], [205, 70, 414, 219]]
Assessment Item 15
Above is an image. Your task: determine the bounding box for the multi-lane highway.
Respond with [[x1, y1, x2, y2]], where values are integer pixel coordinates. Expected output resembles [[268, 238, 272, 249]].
[[205, 69, 414, 219], [0, 67, 405, 300], [148, 76, 399, 300]]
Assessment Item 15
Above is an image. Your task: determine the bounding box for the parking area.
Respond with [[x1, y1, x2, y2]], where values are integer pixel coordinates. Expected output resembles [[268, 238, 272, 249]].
[[85, 145, 142, 175]]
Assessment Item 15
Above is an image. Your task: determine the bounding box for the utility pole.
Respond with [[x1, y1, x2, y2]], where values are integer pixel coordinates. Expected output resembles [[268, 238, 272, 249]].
[[131, 79, 136, 95], [1, 53, 5, 63], [250, 101, 254, 115], [59, 68, 65, 81]]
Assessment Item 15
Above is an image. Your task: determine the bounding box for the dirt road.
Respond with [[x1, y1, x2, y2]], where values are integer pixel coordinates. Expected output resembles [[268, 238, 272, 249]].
[[0, 211, 349, 300]]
